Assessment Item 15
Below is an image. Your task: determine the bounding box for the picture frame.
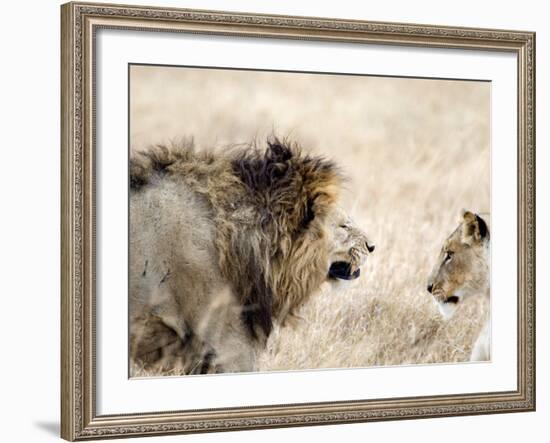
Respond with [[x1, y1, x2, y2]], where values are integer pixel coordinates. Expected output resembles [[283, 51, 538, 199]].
[[60, 1, 536, 440]]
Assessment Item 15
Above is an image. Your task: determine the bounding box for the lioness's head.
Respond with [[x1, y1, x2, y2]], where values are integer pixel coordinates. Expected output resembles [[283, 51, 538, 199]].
[[326, 207, 375, 282], [427, 210, 490, 319]]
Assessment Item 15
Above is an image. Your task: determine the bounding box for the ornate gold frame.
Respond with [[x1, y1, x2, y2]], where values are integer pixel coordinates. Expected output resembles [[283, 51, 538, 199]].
[[60, 2, 536, 440]]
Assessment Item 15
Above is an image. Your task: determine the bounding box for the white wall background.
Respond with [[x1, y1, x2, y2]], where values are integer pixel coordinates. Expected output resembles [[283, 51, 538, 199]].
[[0, 0, 546, 442]]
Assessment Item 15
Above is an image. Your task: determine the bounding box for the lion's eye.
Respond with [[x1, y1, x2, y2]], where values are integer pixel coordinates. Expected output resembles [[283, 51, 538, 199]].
[[444, 251, 454, 263], [339, 223, 350, 229]]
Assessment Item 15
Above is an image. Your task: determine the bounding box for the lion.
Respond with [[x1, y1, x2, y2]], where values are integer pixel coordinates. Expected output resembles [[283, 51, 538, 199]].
[[129, 138, 375, 374], [426, 210, 490, 361]]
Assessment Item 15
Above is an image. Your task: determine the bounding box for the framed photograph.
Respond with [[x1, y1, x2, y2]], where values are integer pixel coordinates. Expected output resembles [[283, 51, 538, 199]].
[[61, 1, 536, 440]]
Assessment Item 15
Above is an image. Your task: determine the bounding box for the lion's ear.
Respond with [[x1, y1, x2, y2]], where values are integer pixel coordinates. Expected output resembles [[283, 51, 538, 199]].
[[301, 197, 316, 230], [461, 210, 489, 245], [304, 172, 341, 219]]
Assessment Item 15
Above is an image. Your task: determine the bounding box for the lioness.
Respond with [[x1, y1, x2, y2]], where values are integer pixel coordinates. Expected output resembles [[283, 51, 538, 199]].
[[129, 139, 375, 374], [427, 210, 490, 361]]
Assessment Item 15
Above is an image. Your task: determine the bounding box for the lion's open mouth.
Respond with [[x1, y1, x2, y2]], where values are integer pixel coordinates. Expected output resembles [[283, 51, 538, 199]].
[[328, 261, 361, 280]]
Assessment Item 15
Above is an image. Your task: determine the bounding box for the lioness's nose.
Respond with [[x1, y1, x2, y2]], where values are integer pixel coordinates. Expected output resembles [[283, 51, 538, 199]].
[[427, 284, 434, 293], [366, 242, 375, 253]]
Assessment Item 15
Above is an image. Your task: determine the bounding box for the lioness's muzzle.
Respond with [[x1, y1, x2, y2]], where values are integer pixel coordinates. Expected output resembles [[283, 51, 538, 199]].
[[443, 295, 460, 304], [328, 261, 361, 280]]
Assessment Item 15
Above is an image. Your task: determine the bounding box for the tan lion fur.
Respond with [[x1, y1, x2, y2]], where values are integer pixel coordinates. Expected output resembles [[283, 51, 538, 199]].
[[427, 210, 490, 361], [129, 138, 373, 374]]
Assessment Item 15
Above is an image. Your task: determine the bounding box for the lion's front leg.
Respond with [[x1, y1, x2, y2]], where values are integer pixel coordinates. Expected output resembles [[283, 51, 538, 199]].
[[174, 323, 255, 375], [206, 328, 257, 374], [192, 287, 259, 374]]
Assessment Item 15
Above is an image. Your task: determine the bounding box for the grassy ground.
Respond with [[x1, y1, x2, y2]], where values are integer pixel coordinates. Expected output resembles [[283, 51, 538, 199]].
[[130, 65, 490, 374]]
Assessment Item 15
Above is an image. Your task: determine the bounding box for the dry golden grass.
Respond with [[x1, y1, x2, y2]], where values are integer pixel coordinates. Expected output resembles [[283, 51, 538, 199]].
[[130, 65, 490, 375]]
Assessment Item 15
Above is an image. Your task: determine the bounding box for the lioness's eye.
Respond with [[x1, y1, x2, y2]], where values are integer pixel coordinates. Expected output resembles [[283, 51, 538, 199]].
[[444, 251, 454, 263], [339, 224, 349, 229]]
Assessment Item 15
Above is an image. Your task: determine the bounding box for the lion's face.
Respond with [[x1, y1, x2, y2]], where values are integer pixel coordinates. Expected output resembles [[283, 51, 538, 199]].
[[325, 207, 375, 282], [427, 211, 490, 319]]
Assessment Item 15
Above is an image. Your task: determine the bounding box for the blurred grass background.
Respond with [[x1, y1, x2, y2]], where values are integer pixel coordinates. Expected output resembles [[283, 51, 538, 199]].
[[130, 65, 490, 373]]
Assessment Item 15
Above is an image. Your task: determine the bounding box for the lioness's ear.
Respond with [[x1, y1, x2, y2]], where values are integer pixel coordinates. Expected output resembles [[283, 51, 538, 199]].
[[461, 210, 489, 245]]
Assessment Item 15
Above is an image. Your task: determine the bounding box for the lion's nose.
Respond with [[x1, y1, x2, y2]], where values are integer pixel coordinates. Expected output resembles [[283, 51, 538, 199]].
[[427, 284, 434, 294], [366, 242, 375, 253]]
